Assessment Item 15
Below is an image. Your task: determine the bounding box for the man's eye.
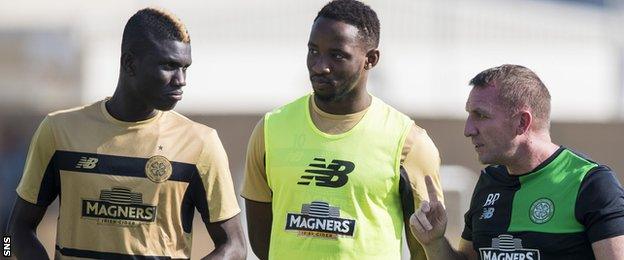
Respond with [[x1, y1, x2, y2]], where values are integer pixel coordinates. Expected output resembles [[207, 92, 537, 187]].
[[163, 63, 179, 70], [308, 49, 318, 55], [333, 53, 344, 59]]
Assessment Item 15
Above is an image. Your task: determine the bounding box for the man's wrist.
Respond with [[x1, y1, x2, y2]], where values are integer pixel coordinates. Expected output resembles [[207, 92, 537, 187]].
[[427, 237, 448, 248], [423, 236, 452, 258]]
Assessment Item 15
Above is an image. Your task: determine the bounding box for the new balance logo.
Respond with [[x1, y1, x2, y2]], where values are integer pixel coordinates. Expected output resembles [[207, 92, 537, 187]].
[[298, 158, 355, 188], [76, 157, 98, 169]]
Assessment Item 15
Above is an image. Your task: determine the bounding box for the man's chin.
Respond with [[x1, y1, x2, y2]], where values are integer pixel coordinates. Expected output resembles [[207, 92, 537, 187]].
[[477, 155, 492, 165], [154, 102, 178, 111], [313, 91, 336, 102], [478, 156, 504, 166]]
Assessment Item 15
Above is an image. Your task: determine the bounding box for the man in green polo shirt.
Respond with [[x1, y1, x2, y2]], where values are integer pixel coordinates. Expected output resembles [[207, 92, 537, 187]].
[[410, 64, 624, 259]]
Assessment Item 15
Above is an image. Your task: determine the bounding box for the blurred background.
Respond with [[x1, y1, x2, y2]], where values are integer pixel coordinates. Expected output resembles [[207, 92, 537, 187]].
[[1, 0, 623, 259]]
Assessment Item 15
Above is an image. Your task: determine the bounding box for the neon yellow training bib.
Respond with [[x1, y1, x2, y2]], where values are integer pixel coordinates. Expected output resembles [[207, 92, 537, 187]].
[[265, 94, 413, 260]]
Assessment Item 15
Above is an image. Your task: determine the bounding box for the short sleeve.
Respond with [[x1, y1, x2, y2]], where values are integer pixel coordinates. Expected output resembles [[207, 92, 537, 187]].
[[240, 118, 272, 202], [16, 116, 59, 206], [575, 166, 624, 243], [194, 129, 241, 223], [461, 206, 474, 241], [461, 172, 485, 242], [401, 124, 444, 209], [400, 124, 443, 260]]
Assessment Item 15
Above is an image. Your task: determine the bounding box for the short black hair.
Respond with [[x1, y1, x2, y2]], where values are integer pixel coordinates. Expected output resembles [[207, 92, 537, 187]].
[[470, 64, 551, 130], [315, 0, 380, 49], [121, 8, 190, 56]]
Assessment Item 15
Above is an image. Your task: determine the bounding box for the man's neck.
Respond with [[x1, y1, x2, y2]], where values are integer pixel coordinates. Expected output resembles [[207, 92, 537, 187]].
[[314, 90, 371, 115], [506, 135, 560, 176], [106, 85, 158, 122]]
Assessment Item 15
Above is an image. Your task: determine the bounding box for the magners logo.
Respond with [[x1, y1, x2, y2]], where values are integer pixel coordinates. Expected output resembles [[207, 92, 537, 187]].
[[298, 158, 355, 188], [285, 201, 355, 239], [82, 187, 156, 226], [479, 234, 540, 260]]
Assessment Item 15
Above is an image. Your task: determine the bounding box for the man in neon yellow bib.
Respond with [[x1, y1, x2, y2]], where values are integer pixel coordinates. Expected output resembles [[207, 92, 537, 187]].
[[242, 0, 444, 259]]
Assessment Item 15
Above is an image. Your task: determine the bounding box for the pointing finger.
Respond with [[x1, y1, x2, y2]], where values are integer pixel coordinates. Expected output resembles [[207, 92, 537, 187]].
[[425, 175, 439, 203]]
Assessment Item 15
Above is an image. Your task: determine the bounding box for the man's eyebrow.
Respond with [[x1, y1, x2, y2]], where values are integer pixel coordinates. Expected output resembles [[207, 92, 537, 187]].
[[466, 105, 489, 114], [328, 47, 348, 53]]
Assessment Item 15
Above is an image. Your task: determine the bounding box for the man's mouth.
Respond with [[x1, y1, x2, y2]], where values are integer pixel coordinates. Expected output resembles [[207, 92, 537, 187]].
[[165, 90, 183, 101], [311, 77, 333, 86]]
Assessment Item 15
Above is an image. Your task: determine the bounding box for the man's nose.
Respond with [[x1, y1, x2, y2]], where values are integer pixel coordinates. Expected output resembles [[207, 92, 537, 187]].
[[311, 58, 331, 75], [172, 68, 186, 87], [464, 118, 477, 137]]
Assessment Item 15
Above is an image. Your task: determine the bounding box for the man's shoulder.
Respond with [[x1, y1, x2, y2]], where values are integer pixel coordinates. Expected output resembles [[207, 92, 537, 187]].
[[46, 100, 101, 125], [476, 165, 513, 186], [165, 110, 217, 138], [556, 147, 607, 181], [370, 96, 414, 133], [561, 147, 600, 166], [581, 164, 617, 186], [372, 95, 409, 116], [266, 94, 310, 117]]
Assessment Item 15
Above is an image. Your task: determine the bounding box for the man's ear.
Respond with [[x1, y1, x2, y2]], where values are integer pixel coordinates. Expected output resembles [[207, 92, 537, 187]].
[[516, 110, 533, 135], [121, 52, 136, 76], [364, 48, 380, 70]]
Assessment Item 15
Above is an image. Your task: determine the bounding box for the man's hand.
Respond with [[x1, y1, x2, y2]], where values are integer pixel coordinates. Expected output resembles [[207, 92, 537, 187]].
[[409, 175, 447, 245], [7, 197, 49, 259]]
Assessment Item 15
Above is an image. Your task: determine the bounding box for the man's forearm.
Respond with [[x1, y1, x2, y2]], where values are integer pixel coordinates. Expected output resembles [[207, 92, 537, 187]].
[[203, 213, 247, 260], [245, 200, 272, 260], [7, 198, 49, 259], [10, 226, 49, 259], [202, 240, 246, 260], [248, 230, 270, 260], [424, 238, 468, 260]]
